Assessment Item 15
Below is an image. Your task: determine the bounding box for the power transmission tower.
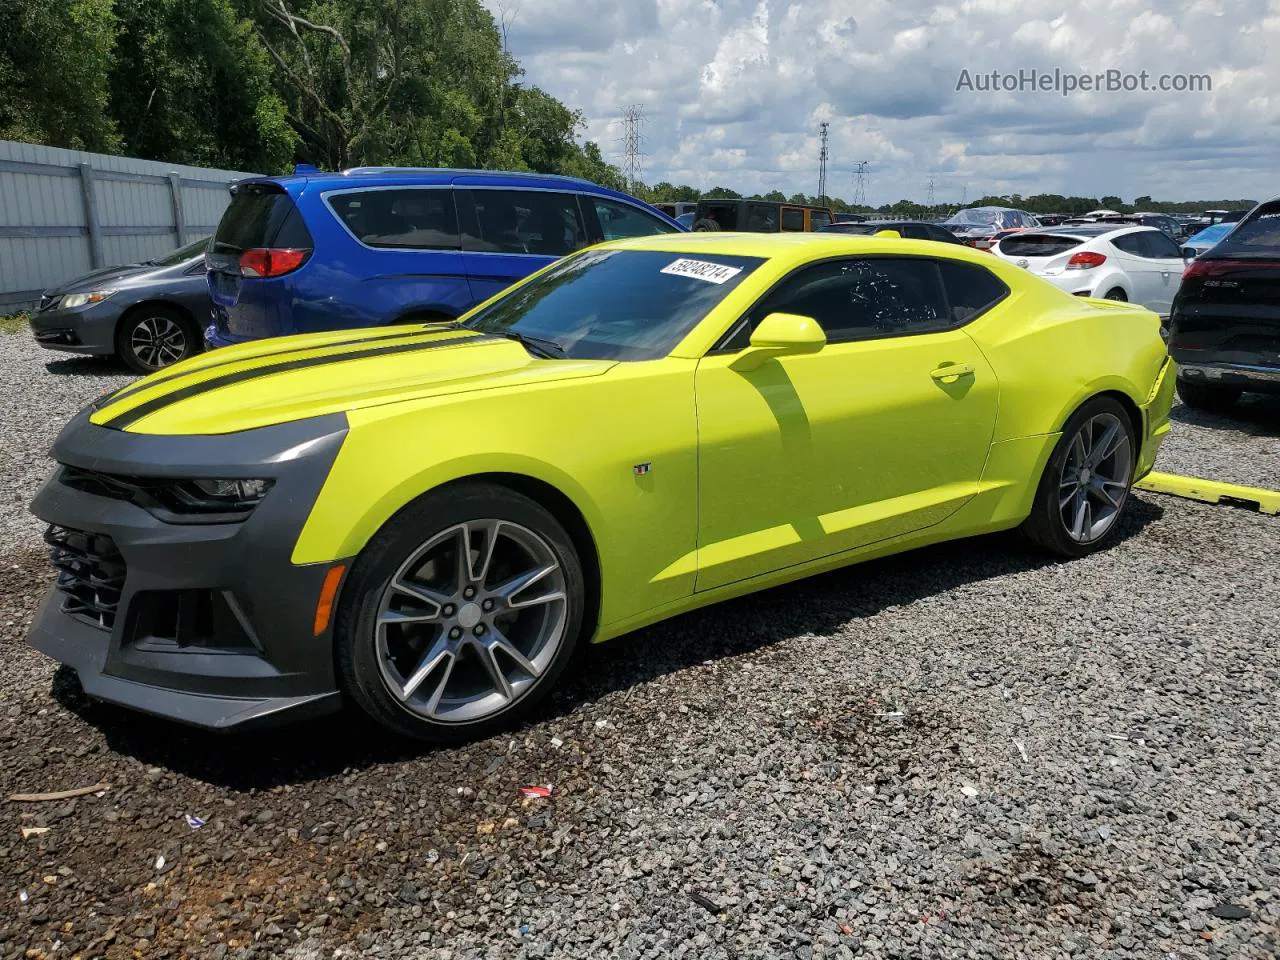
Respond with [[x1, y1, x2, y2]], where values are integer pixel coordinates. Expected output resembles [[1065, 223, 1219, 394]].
[[852, 161, 869, 207], [926, 177, 936, 214], [817, 122, 830, 206], [620, 105, 645, 194], [961, 185, 968, 206]]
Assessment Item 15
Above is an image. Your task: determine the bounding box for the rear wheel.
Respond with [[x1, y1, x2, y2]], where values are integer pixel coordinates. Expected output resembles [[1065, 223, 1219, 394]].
[[115, 306, 199, 374], [1175, 377, 1241, 413], [1103, 288, 1127, 301], [693, 218, 721, 232], [1021, 397, 1136, 558], [336, 483, 585, 742]]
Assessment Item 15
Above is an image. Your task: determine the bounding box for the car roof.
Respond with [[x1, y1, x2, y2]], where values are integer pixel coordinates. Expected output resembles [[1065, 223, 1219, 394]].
[[1013, 225, 1158, 240], [592, 230, 1002, 268], [239, 166, 629, 197]]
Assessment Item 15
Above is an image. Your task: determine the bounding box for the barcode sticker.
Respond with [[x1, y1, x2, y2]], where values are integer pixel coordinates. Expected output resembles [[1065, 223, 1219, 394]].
[[660, 258, 743, 284]]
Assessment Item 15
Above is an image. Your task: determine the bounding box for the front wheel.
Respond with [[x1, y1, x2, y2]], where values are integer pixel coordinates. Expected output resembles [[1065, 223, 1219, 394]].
[[115, 306, 200, 374], [336, 483, 585, 742], [1021, 397, 1136, 558]]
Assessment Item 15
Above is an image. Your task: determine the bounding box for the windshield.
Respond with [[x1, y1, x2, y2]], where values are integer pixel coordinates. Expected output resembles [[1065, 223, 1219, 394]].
[[147, 236, 210, 266], [1205, 202, 1280, 258], [463, 249, 764, 361], [945, 209, 1000, 227]]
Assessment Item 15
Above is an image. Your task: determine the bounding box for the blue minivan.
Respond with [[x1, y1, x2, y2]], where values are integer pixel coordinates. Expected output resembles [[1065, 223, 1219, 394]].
[[205, 168, 686, 346]]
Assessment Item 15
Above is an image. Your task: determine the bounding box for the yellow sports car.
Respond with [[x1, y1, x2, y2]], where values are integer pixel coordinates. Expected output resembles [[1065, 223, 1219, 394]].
[[28, 233, 1175, 741]]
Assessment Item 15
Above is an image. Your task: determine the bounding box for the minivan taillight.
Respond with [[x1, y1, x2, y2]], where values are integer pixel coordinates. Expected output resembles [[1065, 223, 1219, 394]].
[[239, 248, 310, 278], [1066, 251, 1106, 270]]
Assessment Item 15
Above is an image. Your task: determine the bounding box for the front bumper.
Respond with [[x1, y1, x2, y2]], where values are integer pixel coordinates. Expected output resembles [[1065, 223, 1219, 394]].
[[26, 409, 351, 731], [29, 300, 123, 355]]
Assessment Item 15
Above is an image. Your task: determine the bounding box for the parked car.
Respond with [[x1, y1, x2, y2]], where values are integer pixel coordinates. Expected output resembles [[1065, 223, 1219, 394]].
[[1110, 212, 1186, 241], [30, 232, 1173, 740], [692, 199, 834, 232], [205, 168, 684, 348], [654, 201, 698, 219], [832, 213, 869, 223], [942, 207, 1040, 247], [28, 237, 212, 374], [1182, 223, 1234, 257], [993, 224, 1188, 316], [1169, 196, 1280, 412], [1037, 214, 1067, 226], [818, 219, 963, 243]]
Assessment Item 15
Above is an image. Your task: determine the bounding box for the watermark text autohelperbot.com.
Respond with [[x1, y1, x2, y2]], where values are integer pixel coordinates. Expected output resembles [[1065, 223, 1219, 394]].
[[956, 68, 1212, 96]]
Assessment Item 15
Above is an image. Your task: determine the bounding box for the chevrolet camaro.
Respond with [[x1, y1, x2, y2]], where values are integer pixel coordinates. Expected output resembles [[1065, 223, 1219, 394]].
[[28, 233, 1175, 741]]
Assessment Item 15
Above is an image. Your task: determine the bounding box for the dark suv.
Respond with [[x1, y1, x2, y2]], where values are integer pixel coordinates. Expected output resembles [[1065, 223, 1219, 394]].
[[692, 199, 834, 233], [1168, 197, 1280, 412], [206, 168, 683, 347], [818, 219, 963, 244]]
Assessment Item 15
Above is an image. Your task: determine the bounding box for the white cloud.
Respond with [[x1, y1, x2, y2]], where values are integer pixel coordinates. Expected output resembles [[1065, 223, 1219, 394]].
[[483, 0, 1280, 204]]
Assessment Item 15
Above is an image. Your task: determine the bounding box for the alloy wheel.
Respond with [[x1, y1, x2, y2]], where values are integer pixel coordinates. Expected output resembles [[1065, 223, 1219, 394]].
[[130, 315, 188, 368], [374, 519, 568, 723], [1058, 412, 1132, 543]]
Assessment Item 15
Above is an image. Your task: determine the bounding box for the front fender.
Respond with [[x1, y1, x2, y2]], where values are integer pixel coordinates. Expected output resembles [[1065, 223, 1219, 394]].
[[292, 449, 607, 566]]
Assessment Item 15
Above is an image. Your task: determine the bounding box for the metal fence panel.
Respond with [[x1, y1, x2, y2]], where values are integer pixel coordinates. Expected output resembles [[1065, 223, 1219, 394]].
[[0, 140, 258, 311]]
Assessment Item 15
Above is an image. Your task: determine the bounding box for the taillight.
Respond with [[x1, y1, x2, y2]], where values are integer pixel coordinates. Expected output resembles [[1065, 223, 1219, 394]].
[[1066, 251, 1106, 270], [238, 248, 310, 278]]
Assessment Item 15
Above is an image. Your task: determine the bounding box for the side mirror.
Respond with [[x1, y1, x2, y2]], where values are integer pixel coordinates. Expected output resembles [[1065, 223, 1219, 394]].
[[1180, 246, 1196, 259], [730, 312, 826, 371]]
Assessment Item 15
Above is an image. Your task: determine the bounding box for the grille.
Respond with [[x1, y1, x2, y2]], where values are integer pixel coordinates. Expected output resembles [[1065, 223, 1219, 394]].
[[45, 525, 127, 630]]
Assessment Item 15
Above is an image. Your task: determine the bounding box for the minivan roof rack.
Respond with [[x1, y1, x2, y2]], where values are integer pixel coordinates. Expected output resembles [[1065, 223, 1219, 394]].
[[338, 166, 596, 186]]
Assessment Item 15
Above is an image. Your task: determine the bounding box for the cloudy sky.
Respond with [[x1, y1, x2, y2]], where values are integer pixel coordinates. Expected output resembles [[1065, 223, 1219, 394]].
[[482, 0, 1279, 205]]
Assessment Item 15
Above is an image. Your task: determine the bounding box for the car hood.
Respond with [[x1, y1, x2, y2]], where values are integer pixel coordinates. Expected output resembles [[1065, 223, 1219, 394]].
[[89, 326, 617, 435], [49, 259, 199, 295]]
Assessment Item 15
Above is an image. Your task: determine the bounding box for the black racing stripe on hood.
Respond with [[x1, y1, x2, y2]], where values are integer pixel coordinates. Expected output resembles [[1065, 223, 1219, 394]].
[[102, 333, 500, 430], [96, 325, 463, 410]]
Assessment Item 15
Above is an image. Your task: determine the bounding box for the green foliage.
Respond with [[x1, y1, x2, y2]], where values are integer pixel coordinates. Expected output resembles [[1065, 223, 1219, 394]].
[[703, 186, 742, 199], [0, 0, 120, 151], [1, 0, 621, 185], [0, 310, 31, 334], [110, 0, 296, 171]]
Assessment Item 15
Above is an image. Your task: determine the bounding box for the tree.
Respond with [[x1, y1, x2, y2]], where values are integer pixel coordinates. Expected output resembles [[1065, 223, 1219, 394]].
[[109, 0, 296, 172], [0, 0, 119, 151], [1099, 195, 1126, 211], [703, 186, 741, 199]]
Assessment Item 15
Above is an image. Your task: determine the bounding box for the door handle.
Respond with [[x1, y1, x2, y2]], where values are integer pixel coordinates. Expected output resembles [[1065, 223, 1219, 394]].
[[930, 363, 974, 381]]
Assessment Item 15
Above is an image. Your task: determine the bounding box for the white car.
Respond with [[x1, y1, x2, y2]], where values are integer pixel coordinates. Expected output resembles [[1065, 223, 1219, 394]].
[[993, 225, 1188, 317]]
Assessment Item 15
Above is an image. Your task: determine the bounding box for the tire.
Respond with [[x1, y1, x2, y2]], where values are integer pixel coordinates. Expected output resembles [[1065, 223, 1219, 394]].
[[1175, 377, 1241, 414], [1020, 396, 1137, 558], [1103, 288, 1127, 301], [336, 482, 585, 742], [115, 306, 200, 375], [693, 218, 721, 232]]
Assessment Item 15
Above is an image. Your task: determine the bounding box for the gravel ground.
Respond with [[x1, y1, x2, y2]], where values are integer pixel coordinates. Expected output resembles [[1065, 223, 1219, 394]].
[[1, 331, 1277, 960]]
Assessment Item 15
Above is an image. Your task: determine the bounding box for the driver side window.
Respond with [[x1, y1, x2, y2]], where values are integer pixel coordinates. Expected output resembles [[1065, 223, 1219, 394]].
[[723, 257, 952, 348]]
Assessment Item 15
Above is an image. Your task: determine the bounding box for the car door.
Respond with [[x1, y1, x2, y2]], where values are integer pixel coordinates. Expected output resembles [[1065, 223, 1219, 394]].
[[1109, 232, 1162, 309], [456, 188, 589, 305], [693, 256, 1001, 592], [1137, 229, 1188, 316]]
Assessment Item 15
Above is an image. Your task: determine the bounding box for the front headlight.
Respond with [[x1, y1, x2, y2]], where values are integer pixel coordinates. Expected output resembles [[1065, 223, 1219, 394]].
[[61, 290, 116, 308], [183, 478, 274, 509]]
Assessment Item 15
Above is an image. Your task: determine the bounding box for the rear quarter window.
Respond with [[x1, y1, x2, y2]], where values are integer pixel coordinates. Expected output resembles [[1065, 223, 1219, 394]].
[[937, 261, 1009, 322], [328, 189, 459, 250]]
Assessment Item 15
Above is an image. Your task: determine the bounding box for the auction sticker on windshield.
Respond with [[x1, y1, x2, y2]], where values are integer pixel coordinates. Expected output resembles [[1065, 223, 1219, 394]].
[[660, 258, 744, 284]]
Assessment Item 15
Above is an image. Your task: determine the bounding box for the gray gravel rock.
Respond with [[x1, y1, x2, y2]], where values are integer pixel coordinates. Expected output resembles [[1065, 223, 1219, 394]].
[[0, 331, 1277, 959]]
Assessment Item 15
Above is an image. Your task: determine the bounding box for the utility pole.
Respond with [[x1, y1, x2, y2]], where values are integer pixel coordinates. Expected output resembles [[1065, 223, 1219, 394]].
[[620, 105, 644, 195], [817, 122, 830, 206], [852, 161, 869, 207]]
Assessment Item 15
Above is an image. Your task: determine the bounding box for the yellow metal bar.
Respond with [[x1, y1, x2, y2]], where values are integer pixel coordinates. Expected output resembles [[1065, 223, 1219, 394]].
[[1135, 471, 1280, 516]]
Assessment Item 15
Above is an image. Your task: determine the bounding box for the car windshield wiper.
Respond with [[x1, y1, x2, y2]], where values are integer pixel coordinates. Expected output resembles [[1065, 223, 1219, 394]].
[[494, 331, 565, 359]]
